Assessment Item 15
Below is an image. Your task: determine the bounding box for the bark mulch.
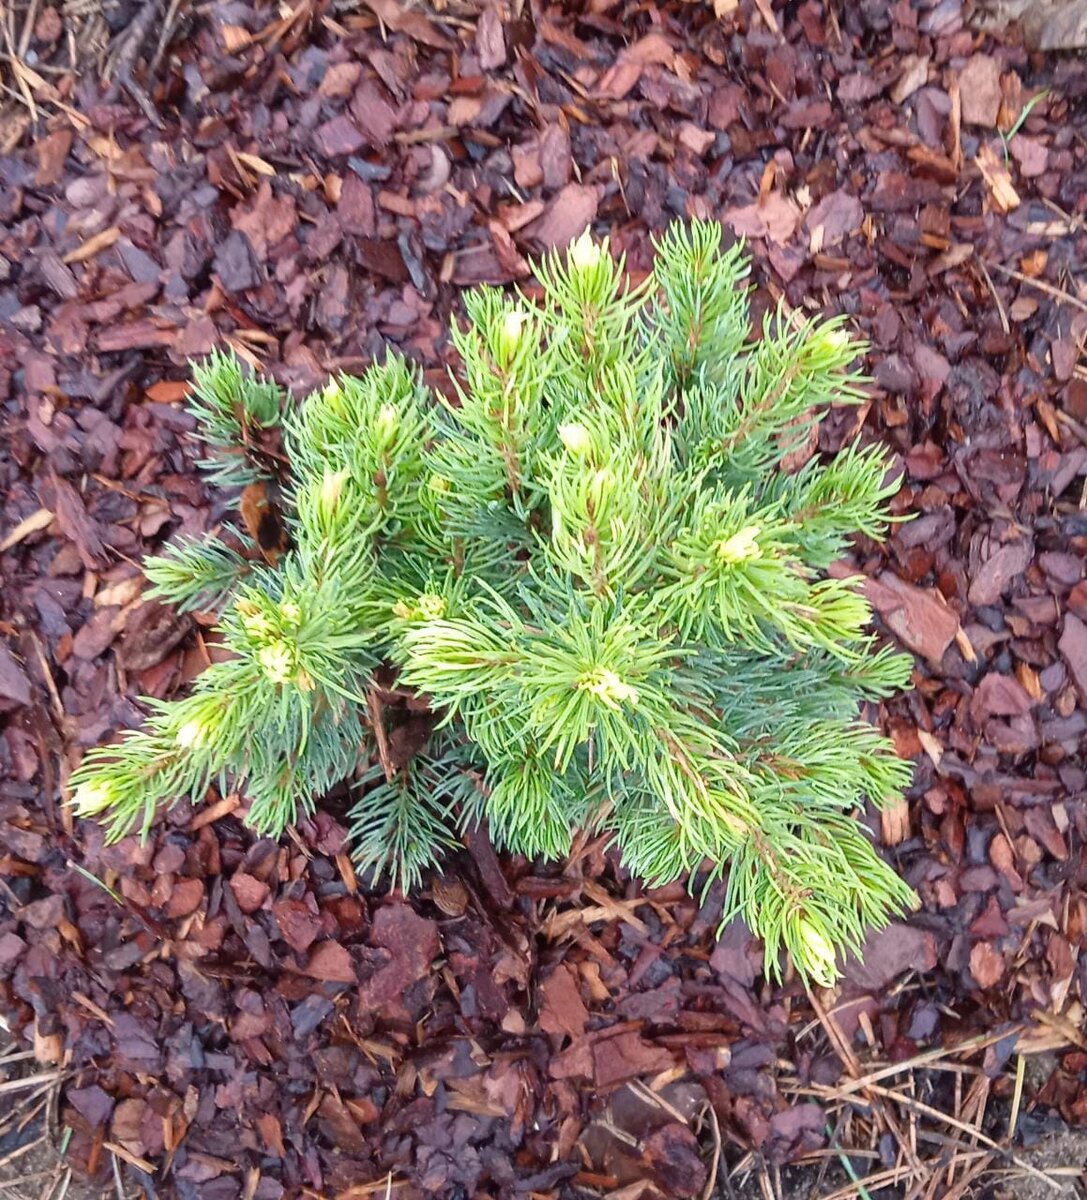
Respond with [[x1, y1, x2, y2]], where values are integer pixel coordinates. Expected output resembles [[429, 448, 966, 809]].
[[1, 0, 1087, 1197]]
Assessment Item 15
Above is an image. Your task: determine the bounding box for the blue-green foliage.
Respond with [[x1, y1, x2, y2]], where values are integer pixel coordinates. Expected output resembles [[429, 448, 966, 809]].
[[70, 221, 916, 985]]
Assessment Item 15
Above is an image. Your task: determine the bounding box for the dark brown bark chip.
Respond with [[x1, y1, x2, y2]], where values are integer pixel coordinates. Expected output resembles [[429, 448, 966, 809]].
[[1058, 613, 1087, 701], [356, 237, 409, 282], [68, 1084, 115, 1127], [968, 538, 1034, 605], [0, 641, 31, 707], [48, 473, 106, 569], [213, 230, 262, 293], [117, 600, 192, 672], [527, 183, 600, 250], [642, 1124, 708, 1196], [315, 115, 366, 158], [844, 925, 938, 991]]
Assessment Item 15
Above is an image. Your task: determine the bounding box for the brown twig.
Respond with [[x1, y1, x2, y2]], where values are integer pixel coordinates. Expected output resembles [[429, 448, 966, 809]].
[[1054, 407, 1087, 450], [699, 1101, 723, 1200], [983, 259, 1087, 316], [806, 983, 922, 1176], [104, 0, 166, 126], [974, 259, 1009, 334], [367, 685, 396, 782], [802, 1026, 1025, 1099], [0, 1071, 59, 1096], [814, 1079, 1063, 1193], [27, 629, 63, 725]]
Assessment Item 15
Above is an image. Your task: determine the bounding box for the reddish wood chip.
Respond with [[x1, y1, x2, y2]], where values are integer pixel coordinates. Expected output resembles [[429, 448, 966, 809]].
[[273, 898, 323, 954], [338, 173, 376, 237], [958, 55, 1002, 126], [314, 115, 366, 158], [592, 1030, 674, 1088], [538, 963, 588, 1041], [255, 1112, 287, 1158], [232, 180, 298, 258], [724, 193, 802, 246], [970, 672, 1035, 724], [35, 128, 72, 188], [48, 474, 107, 568], [229, 872, 271, 914], [865, 573, 959, 663], [969, 941, 1005, 989], [305, 940, 357, 984], [357, 904, 440, 1022], [317, 61, 362, 100], [166, 878, 205, 919], [0, 931, 27, 967], [968, 538, 1034, 606], [803, 189, 863, 249], [351, 81, 398, 147], [96, 320, 177, 352], [1059, 613, 1087, 701], [526, 183, 600, 251], [34, 4, 63, 40]]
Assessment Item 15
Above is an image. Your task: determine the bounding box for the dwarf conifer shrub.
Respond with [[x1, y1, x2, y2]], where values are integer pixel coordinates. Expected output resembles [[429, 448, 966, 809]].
[[70, 221, 916, 985]]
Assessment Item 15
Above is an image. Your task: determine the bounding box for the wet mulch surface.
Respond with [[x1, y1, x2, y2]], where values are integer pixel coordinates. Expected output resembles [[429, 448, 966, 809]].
[[1, 0, 1087, 1196]]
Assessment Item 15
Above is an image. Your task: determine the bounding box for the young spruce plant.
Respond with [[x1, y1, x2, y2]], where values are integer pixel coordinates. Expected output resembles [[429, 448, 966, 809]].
[[70, 220, 917, 986]]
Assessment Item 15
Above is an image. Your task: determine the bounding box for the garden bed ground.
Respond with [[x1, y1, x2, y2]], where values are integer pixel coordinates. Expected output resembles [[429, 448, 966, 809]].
[[1, 0, 1086, 1197]]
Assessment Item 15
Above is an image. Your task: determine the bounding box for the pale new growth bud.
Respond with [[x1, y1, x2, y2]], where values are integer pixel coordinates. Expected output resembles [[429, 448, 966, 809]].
[[175, 717, 210, 750], [797, 919, 838, 987], [417, 593, 446, 620], [558, 422, 593, 457], [279, 601, 302, 626], [428, 474, 451, 493], [319, 469, 347, 518], [817, 325, 851, 354], [376, 403, 399, 445], [716, 526, 762, 564], [577, 667, 639, 710], [395, 593, 447, 622], [242, 610, 274, 639], [499, 309, 528, 360], [71, 777, 119, 815], [321, 381, 343, 413], [569, 229, 602, 272], [259, 641, 295, 685]]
